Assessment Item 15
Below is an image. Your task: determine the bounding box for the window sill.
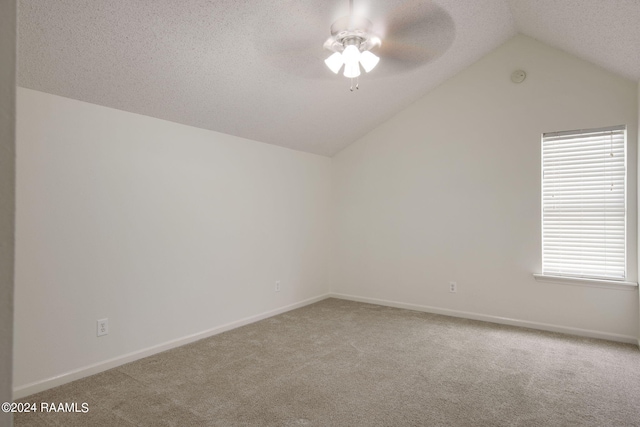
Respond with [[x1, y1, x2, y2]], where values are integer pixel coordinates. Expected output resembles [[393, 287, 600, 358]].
[[533, 274, 638, 291]]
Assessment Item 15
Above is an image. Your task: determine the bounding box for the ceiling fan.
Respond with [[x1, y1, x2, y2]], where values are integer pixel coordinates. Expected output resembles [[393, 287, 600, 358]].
[[322, 0, 383, 90], [262, 0, 455, 90]]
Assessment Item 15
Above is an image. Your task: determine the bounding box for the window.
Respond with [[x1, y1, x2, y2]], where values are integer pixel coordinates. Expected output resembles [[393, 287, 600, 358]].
[[541, 125, 626, 281]]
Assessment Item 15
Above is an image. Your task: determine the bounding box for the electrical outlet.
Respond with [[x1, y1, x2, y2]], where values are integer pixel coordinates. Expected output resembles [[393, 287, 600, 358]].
[[449, 282, 457, 293], [97, 318, 109, 337], [275, 281, 281, 292]]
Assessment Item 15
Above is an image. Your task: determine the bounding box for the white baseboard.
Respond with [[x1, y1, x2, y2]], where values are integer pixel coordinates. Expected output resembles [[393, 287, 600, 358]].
[[13, 294, 330, 400], [329, 293, 638, 345], [14, 292, 638, 399]]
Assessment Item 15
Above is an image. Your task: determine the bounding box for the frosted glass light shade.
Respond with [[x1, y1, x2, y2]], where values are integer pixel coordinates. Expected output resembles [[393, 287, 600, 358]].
[[324, 52, 343, 74], [324, 45, 378, 79], [342, 45, 361, 64], [343, 61, 360, 78], [342, 45, 361, 78], [359, 50, 380, 73]]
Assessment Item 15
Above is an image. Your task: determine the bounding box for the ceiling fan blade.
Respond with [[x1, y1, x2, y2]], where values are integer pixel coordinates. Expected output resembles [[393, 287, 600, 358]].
[[376, 0, 455, 68], [255, 1, 337, 79], [378, 40, 434, 63], [263, 43, 331, 79]]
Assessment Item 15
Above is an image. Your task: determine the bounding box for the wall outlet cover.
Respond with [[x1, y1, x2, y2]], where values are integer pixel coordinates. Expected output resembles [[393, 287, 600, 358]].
[[97, 318, 109, 337]]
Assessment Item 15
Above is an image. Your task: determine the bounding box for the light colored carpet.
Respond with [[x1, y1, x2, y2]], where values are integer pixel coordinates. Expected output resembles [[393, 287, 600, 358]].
[[14, 298, 640, 426]]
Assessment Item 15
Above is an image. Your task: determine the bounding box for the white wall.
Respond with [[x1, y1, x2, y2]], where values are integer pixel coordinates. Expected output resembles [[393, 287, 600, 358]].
[[14, 33, 640, 397], [0, 1, 16, 425], [331, 34, 639, 340], [14, 88, 331, 392]]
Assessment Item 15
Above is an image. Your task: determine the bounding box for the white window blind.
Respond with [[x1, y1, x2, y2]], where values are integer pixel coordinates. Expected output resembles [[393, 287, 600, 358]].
[[541, 125, 626, 280]]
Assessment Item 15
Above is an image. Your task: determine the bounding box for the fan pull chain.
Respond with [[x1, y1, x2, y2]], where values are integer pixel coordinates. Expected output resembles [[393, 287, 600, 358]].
[[349, 77, 360, 92]]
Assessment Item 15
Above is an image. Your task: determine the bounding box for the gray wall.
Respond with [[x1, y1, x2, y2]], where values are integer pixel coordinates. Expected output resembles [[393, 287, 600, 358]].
[[0, 0, 16, 426]]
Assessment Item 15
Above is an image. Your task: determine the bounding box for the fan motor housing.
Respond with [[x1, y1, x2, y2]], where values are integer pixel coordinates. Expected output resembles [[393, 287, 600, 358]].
[[324, 15, 381, 53]]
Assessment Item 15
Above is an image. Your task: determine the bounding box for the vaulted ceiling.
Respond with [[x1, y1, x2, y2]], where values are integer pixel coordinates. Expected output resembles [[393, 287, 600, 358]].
[[17, 0, 640, 156]]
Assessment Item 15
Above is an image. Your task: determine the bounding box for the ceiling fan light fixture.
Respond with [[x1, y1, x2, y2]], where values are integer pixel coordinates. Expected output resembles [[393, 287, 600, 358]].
[[324, 52, 344, 74], [359, 50, 379, 73], [323, 2, 381, 89]]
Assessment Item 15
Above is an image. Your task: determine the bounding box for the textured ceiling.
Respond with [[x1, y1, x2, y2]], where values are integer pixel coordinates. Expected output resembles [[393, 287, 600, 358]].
[[507, 0, 640, 82], [17, 1, 640, 157]]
